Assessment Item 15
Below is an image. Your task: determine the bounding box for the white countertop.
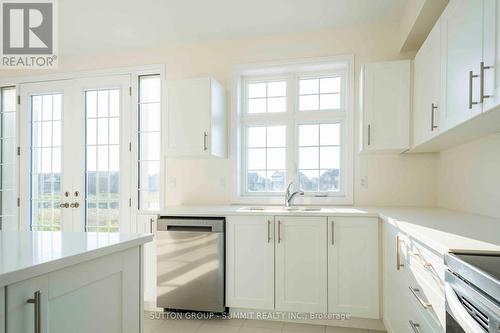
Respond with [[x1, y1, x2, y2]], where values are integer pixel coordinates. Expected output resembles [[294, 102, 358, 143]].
[[160, 205, 500, 254], [0, 231, 153, 287]]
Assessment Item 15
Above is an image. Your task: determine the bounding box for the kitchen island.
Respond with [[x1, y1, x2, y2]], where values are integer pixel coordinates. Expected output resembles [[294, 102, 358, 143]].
[[0, 231, 152, 333]]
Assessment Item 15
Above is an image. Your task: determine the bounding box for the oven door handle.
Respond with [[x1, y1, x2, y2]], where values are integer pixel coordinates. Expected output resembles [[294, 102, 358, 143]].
[[445, 284, 485, 333]]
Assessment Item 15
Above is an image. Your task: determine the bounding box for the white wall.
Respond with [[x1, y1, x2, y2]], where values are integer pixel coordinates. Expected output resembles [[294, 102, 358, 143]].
[[1, 17, 438, 207], [437, 133, 500, 218]]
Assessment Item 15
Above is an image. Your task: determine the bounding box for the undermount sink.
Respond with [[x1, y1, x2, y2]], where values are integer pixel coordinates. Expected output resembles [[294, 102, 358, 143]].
[[238, 206, 325, 212]]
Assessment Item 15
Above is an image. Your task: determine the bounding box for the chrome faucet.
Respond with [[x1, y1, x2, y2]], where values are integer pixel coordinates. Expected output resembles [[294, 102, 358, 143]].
[[285, 182, 304, 207]]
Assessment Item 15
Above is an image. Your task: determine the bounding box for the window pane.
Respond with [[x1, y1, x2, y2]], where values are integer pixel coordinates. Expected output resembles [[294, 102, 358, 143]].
[[267, 97, 286, 113], [248, 83, 266, 98], [299, 147, 318, 169], [299, 124, 319, 146], [320, 123, 340, 145], [320, 77, 340, 93], [267, 170, 285, 191], [53, 94, 62, 120], [299, 170, 319, 192], [140, 76, 161, 103], [320, 169, 339, 192], [247, 171, 266, 192], [267, 81, 286, 97], [320, 146, 340, 169], [86, 91, 97, 117], [299, 79, 319, 95], [2, 88, 16, 111], [97, 90, 109, 117], [320, 93, 340, 109], [248, 127, 266, 148], [248, 148, 266, 170], [248, 98, 266, 113], [138, 75, 161, 211], [299, 95, 318, 111], [267, 126, 286, 147], [109, 90, 120, 117], [267, 148, 285, 169]]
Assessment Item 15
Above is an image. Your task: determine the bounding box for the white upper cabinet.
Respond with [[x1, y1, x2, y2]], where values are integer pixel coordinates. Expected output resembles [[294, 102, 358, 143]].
[[275, 216, 327, 313], [226, 216, 275, 310], [166, 77, 227, 158], [413, 20, 442, 147], [360, 60, 411, 153], [483, 0, 500, 112], [440, 0, 484, 130], [327, 217, 379, 319]]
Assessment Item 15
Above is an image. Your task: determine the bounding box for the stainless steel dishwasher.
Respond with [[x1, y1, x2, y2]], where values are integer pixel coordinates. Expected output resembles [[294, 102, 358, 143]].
[[156, 216, 225, 312]]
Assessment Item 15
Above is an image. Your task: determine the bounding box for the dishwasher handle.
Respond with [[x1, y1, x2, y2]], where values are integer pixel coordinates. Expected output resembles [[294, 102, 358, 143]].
[[157, 217, 224, 232], [166, 225, 213, 232]]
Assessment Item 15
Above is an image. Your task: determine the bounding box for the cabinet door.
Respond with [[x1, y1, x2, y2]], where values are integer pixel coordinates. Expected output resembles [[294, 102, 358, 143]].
[[167, 78, 211, 156], [328, 217, 379, 319], [275, 216, 327, 313], [137, 214, 157, 311], [413, 21, 442, 147], [482, 0, 499, 112], [441, 0, 484, 130], [226, 216, 275, 310], [6, 275, 49, 333], [361, 60, 410, 152]]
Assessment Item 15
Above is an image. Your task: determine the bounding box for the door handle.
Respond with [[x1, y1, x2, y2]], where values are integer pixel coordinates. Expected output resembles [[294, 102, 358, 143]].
[[277, 221, 281, 243], [27, 291, 41, 333], [267, 220, 271, 243], [203, 132, 208, 151], [331, 220, 334, 245], [70, 202, 80, 208], [480, 61, 493, 103], [431, 103, 438, 131], [469, 70, 479, 109], [409, 321, 421, 333], [59, 202, 69, 208]]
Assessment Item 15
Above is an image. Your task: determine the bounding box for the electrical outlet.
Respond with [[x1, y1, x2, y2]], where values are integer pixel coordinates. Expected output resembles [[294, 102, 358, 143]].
[[360, 176, 368, 189]]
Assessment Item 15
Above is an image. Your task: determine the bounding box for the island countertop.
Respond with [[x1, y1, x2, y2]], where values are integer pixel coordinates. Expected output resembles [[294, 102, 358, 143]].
[[0, 231, 152, 287]]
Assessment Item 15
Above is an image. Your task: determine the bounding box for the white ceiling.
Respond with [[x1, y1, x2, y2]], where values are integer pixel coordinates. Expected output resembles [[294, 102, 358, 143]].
[[59, 0, 406, 56]]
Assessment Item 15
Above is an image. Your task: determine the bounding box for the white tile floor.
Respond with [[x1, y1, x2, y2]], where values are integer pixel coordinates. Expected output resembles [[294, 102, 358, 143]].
[[144, 312, 386, 333]]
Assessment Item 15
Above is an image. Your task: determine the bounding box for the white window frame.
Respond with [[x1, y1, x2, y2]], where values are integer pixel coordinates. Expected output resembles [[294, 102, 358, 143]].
[[231, 56, 354, 205]]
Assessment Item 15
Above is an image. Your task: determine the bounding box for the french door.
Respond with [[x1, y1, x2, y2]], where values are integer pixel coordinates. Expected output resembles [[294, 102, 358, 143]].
[[19, 75, 132, 232]]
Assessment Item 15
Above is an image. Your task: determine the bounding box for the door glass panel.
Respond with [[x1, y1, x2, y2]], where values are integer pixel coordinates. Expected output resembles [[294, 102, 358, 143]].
[[31, 93, 62, 231], [1, 87, 17, 228], [86, 89, 120, 232]]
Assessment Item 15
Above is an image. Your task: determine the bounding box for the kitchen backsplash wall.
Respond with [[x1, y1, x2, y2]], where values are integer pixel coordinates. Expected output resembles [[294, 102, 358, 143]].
[[437, 133, 500, 219], [1, 13, 439, 207]]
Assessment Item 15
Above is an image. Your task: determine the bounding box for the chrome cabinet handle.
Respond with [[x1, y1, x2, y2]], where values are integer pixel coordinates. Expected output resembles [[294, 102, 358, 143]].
[[203, 132, 208, 151], [409, 320, 421, 333], [409, 286, 432, 309], [331, 220, 334, 245], [410, 251, 433, 269], [267, 220, 271, 243], [70, 202, 80, 208], [397, 236, 405, 270], [59, 202, 69, 208], [469, 70, 479, 109], [367, 124, 371, 146], [150, 218, 155, 233], [277, 221, 281, 243], [480, 61, 493, 103], [431, 103, 438, 131], [27, 291, 41, 333]]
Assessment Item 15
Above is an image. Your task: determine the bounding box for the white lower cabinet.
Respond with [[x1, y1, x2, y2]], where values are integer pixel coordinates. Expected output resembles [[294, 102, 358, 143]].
[[275, 216, 327, 313], [6, 247, 141, 333], [137, 213, 158, 311], [327, 217, 379, 318], [226, 216, 275, 310]]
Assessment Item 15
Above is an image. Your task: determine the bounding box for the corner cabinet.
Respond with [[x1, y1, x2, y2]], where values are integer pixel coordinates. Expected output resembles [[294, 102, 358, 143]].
[[328, 217, 379, 319], [166, 77, 227, 158], [360, 60, 411, 153], [226, 215, 379, 318]]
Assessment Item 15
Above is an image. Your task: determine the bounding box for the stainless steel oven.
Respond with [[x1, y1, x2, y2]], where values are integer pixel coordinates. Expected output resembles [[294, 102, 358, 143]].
[[445, 253, 500, 333]]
